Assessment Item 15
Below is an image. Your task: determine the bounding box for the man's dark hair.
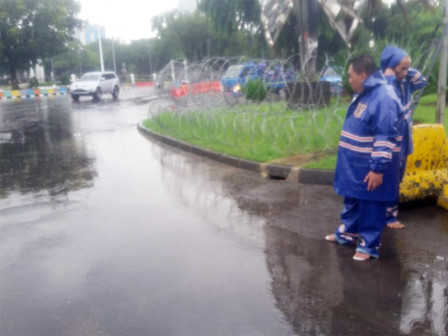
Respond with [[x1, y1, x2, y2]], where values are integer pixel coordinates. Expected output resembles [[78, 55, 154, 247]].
[[349, 54, 378, 76]]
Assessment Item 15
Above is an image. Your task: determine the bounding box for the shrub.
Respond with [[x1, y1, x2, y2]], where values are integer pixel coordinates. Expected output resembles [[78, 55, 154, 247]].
[[243, 79, 267, 101], [60, 74, 70, 86], [28, 77, 39, 89]]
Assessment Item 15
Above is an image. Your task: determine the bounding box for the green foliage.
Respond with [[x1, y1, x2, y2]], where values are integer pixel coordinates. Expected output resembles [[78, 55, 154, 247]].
[[60, 74, 70, 86], [243, 79, 267, 101], [197, 0, 265, 56], [28, 77, 39, 89], [198, 0, 261, 36], [153, 12, 216, 61], [0, 0, 82, 89]]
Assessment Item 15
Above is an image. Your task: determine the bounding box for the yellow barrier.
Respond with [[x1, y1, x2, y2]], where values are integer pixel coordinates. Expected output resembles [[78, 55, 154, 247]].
[[399, 124, 448, 210]]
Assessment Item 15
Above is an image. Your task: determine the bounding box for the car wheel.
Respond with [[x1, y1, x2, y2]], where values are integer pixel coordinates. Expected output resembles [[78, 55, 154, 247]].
[[112, 86, 119, 99], [93, 87, 102, 101], [71, 94, 79, 102]]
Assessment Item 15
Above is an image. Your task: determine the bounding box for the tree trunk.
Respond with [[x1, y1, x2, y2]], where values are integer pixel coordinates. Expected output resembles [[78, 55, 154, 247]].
[[10, 65, 19, 90]]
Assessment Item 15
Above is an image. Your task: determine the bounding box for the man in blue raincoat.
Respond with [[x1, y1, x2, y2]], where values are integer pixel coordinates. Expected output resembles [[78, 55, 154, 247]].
[[325, 54, 402, 261], [380, 46, 427, 229]]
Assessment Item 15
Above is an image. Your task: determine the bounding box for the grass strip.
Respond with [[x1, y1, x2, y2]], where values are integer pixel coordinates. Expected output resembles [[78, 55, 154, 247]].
[[143, 94, 447, 169], [144, 101, 347, 163]]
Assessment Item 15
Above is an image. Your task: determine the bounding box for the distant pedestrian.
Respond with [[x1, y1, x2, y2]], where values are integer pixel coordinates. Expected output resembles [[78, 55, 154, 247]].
[[380, 46, 427, 229], [325, 54, 402, 261]]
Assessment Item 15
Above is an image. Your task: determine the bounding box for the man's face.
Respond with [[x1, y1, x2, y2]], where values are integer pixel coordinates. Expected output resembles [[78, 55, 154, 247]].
[[394, 55, 411, 81], [348, 64, 366, 93]]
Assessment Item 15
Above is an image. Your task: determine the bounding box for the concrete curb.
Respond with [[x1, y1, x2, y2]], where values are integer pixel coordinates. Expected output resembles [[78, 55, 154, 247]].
[[137, 122, 334, 185]]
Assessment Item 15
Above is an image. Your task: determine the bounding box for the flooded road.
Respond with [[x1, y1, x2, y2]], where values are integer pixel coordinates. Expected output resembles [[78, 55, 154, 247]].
[[0, 89, 447, 336]]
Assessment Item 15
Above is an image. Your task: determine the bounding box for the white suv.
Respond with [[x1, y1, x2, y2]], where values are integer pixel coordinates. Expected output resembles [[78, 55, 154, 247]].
[[70, 71, 120, 101]]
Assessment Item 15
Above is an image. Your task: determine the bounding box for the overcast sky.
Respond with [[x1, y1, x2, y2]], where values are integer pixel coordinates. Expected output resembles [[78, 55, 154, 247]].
[[78, 0, 197, 42]]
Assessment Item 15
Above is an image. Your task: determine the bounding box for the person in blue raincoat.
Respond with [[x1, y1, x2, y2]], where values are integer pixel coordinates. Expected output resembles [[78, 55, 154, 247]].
[[325, 54, 402, 261], [380, 45, 427, 229]]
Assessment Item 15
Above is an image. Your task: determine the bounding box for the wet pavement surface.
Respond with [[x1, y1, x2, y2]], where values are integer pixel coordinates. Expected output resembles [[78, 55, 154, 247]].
[[0, 89, 447, 336]]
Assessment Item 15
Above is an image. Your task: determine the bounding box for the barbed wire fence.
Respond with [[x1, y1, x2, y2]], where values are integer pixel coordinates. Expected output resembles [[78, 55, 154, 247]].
[[146, 56, 347, 161], [145, 37, 442, 162]]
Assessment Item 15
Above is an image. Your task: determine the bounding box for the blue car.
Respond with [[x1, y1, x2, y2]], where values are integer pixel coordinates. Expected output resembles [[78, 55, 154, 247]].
[[221, 62, 296, 103], [221, 63, 258, 97]]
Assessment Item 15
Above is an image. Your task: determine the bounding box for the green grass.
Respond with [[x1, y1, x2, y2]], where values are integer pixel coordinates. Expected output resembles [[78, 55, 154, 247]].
[[144, 100, 348, 162], [413, 93, 448, 129], [143, 94, 447, 169]]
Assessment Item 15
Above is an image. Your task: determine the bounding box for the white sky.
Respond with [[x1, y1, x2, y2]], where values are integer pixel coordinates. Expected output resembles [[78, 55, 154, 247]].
[[78, 0, 197, 42]]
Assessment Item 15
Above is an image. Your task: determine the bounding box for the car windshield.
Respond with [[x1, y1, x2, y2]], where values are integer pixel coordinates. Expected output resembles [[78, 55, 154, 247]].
[[224, 65, 244, 78], [79, 74, 100, 81]]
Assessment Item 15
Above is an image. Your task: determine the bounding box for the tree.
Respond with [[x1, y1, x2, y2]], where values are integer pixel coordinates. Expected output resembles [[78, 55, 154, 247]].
[[0, 0, 82, 89], [42, 40, 98, 81], [198, 0, 265, 56]]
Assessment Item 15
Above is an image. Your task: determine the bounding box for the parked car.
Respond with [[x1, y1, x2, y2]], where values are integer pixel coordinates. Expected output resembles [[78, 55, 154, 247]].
[[70, 71, 120, 101], [221, 62, 296, 103]]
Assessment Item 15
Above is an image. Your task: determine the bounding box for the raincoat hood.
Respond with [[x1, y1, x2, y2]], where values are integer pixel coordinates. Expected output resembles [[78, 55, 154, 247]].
[[380, 46, 408, 72], [363, 70, 386, 92]]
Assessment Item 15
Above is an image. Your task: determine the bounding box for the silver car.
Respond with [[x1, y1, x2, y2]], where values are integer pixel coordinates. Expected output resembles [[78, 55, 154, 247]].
[[70, 71, 120, 101]]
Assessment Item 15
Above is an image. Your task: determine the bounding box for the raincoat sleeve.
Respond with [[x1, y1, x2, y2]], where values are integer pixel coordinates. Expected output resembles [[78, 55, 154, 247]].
[[369, 96, 398, 173], [407, 67, 427, 93]]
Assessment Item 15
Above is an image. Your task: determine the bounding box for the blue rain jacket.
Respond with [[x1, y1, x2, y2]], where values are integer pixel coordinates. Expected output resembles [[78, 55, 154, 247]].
[[380, 46, 427, 159], [334, 70, 402, 202], [384, 69, 427, 159]]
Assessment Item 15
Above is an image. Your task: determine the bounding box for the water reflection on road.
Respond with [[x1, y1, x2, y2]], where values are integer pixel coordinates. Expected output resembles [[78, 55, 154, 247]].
[[148, 138, 448, 336], [0, 92, 447, 336]]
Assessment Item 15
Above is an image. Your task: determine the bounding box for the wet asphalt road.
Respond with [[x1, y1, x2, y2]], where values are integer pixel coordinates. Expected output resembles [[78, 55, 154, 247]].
[[0, 88, 447, 336]]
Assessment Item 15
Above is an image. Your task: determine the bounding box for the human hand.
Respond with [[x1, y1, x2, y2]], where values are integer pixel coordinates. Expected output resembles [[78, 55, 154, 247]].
[[364, 171, 383, 191], [383, 68, 396, 76]]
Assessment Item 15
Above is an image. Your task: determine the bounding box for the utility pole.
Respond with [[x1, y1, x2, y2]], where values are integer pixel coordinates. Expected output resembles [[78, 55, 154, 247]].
[[112, 38, 117, 74], [436, 0, 448, 124], [98, 26, 104, 72], [148, 43, 153, 76]]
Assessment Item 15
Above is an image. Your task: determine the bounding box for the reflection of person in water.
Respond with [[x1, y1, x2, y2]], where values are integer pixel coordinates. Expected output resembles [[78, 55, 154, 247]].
[[325, 54, 402, 261], [265, 225, 344, 335], [265, 225, 404, 334], [399, 268, 447, 334]]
